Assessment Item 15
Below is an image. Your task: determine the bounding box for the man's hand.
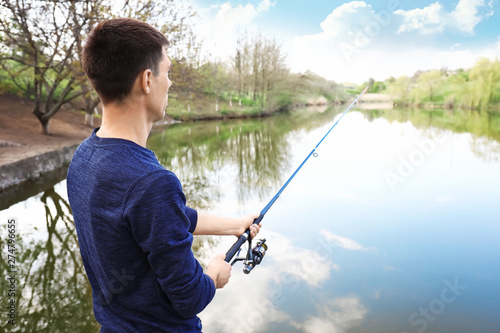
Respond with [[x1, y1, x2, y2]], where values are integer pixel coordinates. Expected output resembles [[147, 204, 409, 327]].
[[237, 213, 262, 239], [206, 254, 232, 289]]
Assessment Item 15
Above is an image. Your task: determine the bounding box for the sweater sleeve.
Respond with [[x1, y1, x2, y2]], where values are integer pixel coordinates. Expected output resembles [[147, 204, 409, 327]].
[[122, 170, 215, 318], [185, 207, 198, 233]]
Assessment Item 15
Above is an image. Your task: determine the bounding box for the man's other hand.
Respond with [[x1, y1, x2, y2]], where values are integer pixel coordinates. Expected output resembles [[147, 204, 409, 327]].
[[206, 254, 232, 289]]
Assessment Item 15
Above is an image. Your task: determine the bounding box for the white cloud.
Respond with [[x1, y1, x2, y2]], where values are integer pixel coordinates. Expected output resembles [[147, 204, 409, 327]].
[[395, 2, 445, 34], [257, 0, 273, 12], [451, 0, 494, 33], [395, 0, 494, 35], [196, 0, 275, 60], [194, 1, 498, 84], [294, 1, 377, 49], [288, 1, 500, 82], [319, 1, 371, 39], [320, 229, 375, 251], [214, 0, 274, 28], [291, 296, 367, 333]]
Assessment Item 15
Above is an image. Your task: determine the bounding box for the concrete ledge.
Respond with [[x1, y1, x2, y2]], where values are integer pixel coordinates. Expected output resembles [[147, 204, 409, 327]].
[[0, 144, 78, 191]]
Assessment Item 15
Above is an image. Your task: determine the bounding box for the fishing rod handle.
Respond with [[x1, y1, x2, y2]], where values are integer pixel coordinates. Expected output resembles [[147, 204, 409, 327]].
[[224, 214, 264, 262]]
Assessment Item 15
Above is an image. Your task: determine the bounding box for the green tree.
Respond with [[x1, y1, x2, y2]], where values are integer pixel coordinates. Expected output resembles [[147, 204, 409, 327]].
[[416, 70, 443, 102], [469, 58, 500, 108], [450, 73, 481, 109], [386, 75, 411, 100]]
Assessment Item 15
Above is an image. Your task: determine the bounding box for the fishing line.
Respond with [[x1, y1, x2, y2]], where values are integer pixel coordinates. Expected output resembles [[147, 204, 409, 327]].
[[225, 87, 369, 273]]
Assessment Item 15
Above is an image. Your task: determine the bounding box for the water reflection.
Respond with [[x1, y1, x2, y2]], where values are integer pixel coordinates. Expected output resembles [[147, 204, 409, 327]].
[[0, 185, 99, 333], [361, 108, 500, 161], [197, 230, 371, 333], [149, 120, 291, 207], [0, 165, 68, 212], [320, 229, 375, 252], [470, 136, 500, 162], [148, 108, 346, 209], [1, 105, 499, 333], [290, 296, 367, 333]]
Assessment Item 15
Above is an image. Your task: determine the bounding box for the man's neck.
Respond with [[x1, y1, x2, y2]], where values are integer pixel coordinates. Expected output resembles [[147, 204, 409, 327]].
[[97, 101, 152, 148]]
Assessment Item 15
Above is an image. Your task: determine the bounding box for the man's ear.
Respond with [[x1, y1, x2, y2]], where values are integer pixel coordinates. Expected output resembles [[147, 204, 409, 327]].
[[141, 69, 153, 94]]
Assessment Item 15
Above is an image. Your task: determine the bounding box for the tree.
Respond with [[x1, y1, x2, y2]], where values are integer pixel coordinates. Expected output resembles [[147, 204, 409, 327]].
[[73, 0, 103, 127], [260, 36, 288, 110], [469, 58, 500, 108], [451, 74, 481, 109], [169, 58, 204, 112], [386, 75, 411, 100], [204, 61, 229, 112], [416, 70, 442, 102], [251, 33, 263, 103], [298, 71, 344, 103], [75, 0, 201, 126], [0, 0, 94, 134], [234, 32, 289, 111], [0, 0, 200, 133], [234, 33, 251, 106], [366, 77, 375, 91]]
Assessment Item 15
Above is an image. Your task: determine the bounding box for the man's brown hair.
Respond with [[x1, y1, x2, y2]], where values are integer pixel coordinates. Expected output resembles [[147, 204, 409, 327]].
[[82, 18, 170, 104]]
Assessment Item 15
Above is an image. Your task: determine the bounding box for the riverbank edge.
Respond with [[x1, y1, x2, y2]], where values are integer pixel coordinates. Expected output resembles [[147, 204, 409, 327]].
[[392, 99, 500, 111], [164, 108, 289, 123], [163, 98, 349, 122], [0, 100, 343, 192], [0, 111, 272, 193], [0, 144, 78, 191]]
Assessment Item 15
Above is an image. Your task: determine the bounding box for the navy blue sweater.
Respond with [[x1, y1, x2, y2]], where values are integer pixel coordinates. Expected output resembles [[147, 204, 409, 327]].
[[67, 128, 215, 332]]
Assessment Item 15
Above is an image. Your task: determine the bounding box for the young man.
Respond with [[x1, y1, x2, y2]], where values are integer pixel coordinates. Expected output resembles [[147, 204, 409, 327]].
[[67, 18, 261, 332]]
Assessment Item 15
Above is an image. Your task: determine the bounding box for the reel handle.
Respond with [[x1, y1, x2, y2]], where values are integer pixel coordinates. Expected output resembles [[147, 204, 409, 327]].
[[224, 214, 264, 263]]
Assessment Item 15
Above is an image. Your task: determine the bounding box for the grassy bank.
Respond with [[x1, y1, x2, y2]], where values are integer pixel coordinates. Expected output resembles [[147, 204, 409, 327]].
[[164, 92, 340, 122]]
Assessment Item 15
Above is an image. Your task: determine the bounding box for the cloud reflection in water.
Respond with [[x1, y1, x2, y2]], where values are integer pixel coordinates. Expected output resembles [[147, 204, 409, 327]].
[[198, 231, 367, 332], [320, 229, 376, 252], [291, 296, 367, 333]]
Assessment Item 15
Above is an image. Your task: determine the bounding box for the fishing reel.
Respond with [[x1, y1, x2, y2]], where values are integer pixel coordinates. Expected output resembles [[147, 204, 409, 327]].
[[231, 238, 268, 274]]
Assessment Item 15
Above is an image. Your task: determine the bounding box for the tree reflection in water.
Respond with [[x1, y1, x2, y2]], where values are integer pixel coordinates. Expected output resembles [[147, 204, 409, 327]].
[[0, 108, 345, 333], [3, 105, 498, 332], [361, 108, 500, 162], [148, 108, 346, 209], [0, 187, 99, 333]]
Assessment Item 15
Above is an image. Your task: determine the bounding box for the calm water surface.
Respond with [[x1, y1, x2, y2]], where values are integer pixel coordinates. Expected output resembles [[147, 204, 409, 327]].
[[1, 107, 499, 332]]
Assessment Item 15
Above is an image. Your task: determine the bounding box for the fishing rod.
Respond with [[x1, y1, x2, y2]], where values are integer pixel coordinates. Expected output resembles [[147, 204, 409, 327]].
[[225, 87, 369, 273]]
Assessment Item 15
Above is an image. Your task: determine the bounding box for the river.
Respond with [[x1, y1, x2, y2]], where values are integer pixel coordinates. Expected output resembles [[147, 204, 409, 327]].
[[1, 106, 499, 332]]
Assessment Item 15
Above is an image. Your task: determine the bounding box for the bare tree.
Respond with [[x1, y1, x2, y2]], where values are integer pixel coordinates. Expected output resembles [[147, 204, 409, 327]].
[[0, 0, 95, 134], [74, 0, 201, 127], [203, 61, 228, 112], [0, 0, 200, 132], [234, 33, 251, 106], [251, 34, 262, 103]]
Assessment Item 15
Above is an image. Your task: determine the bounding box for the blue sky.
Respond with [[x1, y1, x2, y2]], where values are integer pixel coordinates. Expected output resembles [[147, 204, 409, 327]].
[[191, 0, 500, 83]]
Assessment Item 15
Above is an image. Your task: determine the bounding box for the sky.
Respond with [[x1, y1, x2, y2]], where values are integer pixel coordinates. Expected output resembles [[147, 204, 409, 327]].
[[190, 0, 500, 83]]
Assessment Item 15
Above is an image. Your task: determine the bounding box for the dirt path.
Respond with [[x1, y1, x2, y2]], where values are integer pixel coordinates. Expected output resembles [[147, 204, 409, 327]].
[[0, 94, 100, 166]]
